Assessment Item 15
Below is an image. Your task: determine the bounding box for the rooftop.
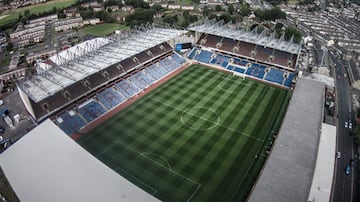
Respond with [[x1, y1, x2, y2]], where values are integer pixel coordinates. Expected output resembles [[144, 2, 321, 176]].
[[18, 25, 187, 103], [249, 78, 325, 202], [188, 19, 301, 54], [0, 119, 159, 202]]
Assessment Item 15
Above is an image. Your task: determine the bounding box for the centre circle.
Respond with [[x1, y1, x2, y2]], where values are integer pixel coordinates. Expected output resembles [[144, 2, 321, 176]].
[[181, 107, 220, 130]]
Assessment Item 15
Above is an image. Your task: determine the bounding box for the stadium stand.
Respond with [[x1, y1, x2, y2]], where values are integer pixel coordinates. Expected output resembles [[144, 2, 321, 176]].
[[77, 99, 107, 123], [189, 48, 295, 87], [210, 54, 230, 68], [194, 49, 213, 64], [203, 34, 219, 48], [233, 58, 248, 66], [238, 42, 255, 58], [17, 26, 187, 123], [227, 65, 246, 74], [56, 110, 87, 135], [151, 63, 167, 76], [188, 47, 198, 59], [96, 88, 126, 110], [115, 79, 141, 98], [172, 53, 186, 64], [129, 71, 154, 89], [284, 72, 294, 87], [246, 63, 266, 79], [221, 37, 236, 52], [265, 68, 285, 85], [273, 50, 291, 67], [145, 67, 162, 80], [255, 46, 273, 62]]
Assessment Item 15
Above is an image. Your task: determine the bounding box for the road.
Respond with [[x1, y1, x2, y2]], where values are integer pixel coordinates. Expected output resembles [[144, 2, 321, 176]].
[[331, 52, 358, 202]]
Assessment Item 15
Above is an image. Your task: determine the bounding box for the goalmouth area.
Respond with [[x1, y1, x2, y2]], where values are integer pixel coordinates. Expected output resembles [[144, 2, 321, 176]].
[[77, 64, 292, 201]]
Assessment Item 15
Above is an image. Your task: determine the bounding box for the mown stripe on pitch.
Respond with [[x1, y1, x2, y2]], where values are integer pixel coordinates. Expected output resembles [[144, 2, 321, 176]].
[[223, 89, 281, 201], [194, 85, 264, 201]]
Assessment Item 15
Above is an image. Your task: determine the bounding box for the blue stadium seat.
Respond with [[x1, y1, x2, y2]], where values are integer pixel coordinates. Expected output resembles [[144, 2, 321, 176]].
[[96, 88, 126, 110], [246, 63, 266, 79], [188, 48, 197, 59], [284, 72, 294, 87], [146, 67, 162, 80], [115, 80, 140, 98], [152, 64, 168, 76], [78, 100, 107, 123], [172, 53, 186, 64], [56, 110, 86, 135], [265, 68, 285, 85], [234, 67, 246, 74], [210, 54, 230, 68], [194, 50, 213, 64], [159, 57, 181, 72], [233, 58, 248, 66], [129, 71, 154, 89]]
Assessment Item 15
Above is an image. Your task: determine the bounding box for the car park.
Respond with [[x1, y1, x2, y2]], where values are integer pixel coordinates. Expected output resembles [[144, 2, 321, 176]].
[[345, 165, 351, 175]]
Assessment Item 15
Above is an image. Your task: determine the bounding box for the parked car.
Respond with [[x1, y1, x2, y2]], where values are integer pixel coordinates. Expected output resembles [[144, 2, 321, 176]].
[[337, 151, 341, 159], [345, 121, 348, 128], [349, 121, 353, 129], [0, 126, 4, 134]]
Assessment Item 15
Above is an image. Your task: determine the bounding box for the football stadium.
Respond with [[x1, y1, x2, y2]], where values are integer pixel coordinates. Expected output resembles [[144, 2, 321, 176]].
[[6, 20, 302, 201]]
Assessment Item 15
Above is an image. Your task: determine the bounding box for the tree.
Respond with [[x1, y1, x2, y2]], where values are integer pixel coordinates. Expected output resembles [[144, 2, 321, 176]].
[[125, 8, 155, 28], [215, 5, 222, 12], [24, 9, 30, 16], [218, 13, 232, 24], [104, 0, 119, 7], [228, 4, 235, 15], [6, 42, 13, 52], [203, 6, 211, 16], [162, 15, 178, 24], [125, 0, 149, 8], [240, 4, 251, 16], [285, 27, 302, 43], [151, 4, 163, 12], [255, 7, 286, 21]]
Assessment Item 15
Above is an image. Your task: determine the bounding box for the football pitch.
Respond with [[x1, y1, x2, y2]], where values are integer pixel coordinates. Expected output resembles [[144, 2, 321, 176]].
[[77, 64, 291, 201]]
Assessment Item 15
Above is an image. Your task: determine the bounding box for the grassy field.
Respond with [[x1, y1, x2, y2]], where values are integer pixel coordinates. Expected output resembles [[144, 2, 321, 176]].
[[80, 23, 128, 36], [78, 65, 291, 201], [0, 0, 76, 26]]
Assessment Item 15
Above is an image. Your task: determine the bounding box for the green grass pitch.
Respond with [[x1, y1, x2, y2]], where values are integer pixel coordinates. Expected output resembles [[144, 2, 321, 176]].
[[77, 64, 291, 201]]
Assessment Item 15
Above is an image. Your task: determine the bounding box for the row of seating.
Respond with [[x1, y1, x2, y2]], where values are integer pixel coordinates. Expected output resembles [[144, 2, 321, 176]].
[[210, 54, 230, 68], [55, 52, 187, 135], [188, 47, 294, 88]]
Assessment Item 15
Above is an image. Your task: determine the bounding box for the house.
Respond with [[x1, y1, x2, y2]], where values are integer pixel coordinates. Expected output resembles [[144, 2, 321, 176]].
[[122, 5, 135, 13], [93, 6, 104, 12], [83, 18, 101, 25], [106, 5, 119, 12]]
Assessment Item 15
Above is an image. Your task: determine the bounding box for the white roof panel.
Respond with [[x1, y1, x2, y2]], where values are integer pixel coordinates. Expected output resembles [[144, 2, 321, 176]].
[[19, 27, 187, 102], [189, 20, 301, 55], [0, 119, 160, 202]]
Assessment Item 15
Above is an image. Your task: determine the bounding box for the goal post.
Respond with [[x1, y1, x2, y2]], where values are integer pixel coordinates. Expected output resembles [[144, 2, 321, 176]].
[[233, 72, 246, 80]]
